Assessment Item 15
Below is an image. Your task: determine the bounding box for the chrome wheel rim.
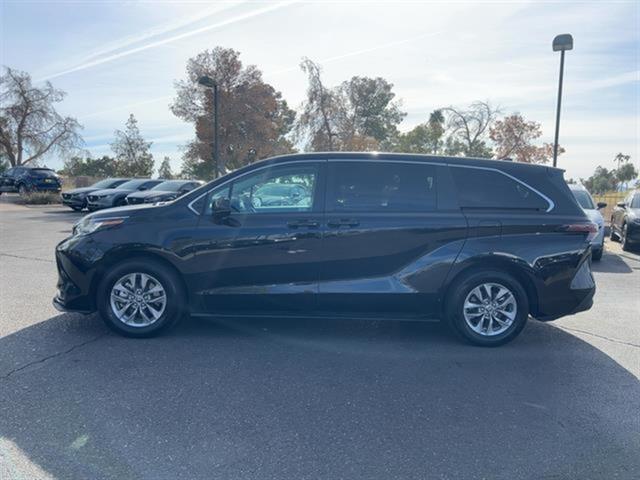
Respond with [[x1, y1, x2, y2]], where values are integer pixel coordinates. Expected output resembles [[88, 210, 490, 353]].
[[463, 282, 517, 336], [109, 273, 166, 327]]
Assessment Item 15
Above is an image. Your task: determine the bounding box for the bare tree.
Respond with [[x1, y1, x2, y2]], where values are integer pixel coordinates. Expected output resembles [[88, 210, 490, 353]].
[[442, 101, 500, 158], [296, 58, 342, 151], [0, 67, 82, 166]]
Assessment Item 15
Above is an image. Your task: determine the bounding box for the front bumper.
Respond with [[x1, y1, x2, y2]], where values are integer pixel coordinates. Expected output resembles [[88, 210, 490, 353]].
[[53, 237, 98, 313], [590, 224, 605, 250], [87, 197, 115, 211], [626, 222, 640, 243], [61, 195, 87, 208]]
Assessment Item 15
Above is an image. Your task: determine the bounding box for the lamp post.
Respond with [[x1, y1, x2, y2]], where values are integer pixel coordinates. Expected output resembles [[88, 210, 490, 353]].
[[552, 34, 573, 168], [197, 75, 219, 179]]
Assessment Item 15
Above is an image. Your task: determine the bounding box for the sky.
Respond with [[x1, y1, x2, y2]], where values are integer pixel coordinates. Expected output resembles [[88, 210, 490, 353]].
[[1, 0, 638, 180]]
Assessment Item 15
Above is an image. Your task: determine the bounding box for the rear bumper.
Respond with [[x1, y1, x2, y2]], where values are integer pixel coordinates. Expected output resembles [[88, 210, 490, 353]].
[[534, 257, 596, 321]]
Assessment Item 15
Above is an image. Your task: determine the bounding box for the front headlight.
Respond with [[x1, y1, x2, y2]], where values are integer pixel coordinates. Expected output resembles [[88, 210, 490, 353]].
[[73, 216, 127, 236]]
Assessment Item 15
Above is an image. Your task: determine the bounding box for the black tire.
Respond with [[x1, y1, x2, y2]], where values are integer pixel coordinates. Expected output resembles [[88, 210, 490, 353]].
[[446, 270, 529, 347], [610, 221, 618, 241], [71, 206, 83, 212], [115, 197, 127, 207], [592, 246, 603, 261], [97, 259, 186, 338]]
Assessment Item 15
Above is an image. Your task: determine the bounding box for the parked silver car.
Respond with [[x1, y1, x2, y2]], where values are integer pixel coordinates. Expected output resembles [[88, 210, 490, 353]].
[[569, 184, 606, 261]]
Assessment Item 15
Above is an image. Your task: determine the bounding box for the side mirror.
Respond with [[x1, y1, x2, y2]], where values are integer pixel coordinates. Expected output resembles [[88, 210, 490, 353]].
[[139, 186, 148, 191], [616, 202, 626, 208], [212, 197, 231, 221], [597, 202, 607, 209]]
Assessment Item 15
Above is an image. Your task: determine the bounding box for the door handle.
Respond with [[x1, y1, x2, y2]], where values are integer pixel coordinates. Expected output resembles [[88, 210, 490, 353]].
[[327, 218, 360, 228], [287, 219, 319, 228]]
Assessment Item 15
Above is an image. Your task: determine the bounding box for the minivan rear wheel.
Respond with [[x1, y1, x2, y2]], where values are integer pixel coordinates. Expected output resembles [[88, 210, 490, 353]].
[[98, 259, 185, 337], [446, 270, 529, 347]]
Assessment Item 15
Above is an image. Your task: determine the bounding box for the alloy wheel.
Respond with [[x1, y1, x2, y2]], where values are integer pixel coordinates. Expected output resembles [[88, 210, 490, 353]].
[[463, 282, 518, 336], [109, 272, 167, 327]]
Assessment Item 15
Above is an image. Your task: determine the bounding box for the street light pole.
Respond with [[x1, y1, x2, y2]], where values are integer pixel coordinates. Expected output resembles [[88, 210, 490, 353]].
[[197, 75, 219, 179], [552, 34, 573, 168], [213, 82, 219, 179]]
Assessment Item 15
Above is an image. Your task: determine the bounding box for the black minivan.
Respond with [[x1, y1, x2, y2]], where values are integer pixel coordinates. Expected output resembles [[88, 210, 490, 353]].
[[54, 153, 596, 346]]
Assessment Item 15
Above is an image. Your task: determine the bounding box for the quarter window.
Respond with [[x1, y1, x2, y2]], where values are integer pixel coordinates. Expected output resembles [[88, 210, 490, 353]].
[[326, 162, 437, 212], [450, 167, 548, 210]]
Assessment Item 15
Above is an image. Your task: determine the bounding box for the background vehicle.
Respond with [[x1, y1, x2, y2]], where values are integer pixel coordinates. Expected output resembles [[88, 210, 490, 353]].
[[251, 182, 311, 208], [55, 153, 596, 347], [610, 190, 640, 251], [0, 166, 61, 196], [86, 179, 164, 211], [126, 180, 203, 205], [61, 178, 130, 211], [569, 184, 606, 260]]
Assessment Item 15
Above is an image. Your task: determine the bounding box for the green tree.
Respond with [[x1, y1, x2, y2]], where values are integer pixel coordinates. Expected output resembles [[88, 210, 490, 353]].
[[582, 166, 618, 194], [171, 47, 296, 180], [615, 160, 637, 190], [296, 59, 405, 151], [391, 110, 445, 154], [0, 67, 83, 166], [111, 114, 154, 177], [157, 156, 174, 179], [61, 155, 118, 177]]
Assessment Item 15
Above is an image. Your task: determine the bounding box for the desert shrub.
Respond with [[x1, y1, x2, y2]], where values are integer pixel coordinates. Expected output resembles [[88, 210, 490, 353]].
[[21, 191, 61, 205]]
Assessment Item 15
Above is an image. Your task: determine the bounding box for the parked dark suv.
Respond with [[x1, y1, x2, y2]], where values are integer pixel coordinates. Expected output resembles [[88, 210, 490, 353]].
[[610, 190, 640, 251], [54, 153, 597, 346], [0, 166, 61, 195]]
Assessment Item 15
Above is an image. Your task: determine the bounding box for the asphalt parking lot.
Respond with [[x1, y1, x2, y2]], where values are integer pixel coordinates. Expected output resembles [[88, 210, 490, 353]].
[[1, 196, 639, 480]]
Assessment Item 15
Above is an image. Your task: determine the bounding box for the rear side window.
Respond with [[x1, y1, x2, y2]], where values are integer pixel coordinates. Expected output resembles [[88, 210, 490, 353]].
[[631, 195, 640, 208], [327, 162, 436, 212], [450, 167, 548, 211]]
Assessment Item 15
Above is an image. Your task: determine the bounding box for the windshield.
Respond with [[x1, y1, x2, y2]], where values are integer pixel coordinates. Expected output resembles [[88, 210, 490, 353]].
[[152, 180, 188, 192], [631, 195, 640, 208], [116, 179, 149, 190], [91, 178, 124, 189], [572, 190, 595, 209]]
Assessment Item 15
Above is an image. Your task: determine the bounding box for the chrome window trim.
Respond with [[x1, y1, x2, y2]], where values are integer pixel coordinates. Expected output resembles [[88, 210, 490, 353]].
[[187, 160, 321, 215], [189, 158, 555, 215]]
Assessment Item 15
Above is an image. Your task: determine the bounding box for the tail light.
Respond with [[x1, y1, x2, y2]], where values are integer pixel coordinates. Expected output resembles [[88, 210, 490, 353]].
[[560, 222, 598, 242]]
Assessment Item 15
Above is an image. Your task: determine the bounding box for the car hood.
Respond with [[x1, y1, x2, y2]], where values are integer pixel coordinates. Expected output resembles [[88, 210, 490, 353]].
[[64, 186, 100, 195], [126, 190, 175, 199], [85, 202, 162, 221], [582, 208, 604, 226], [90, 188, 135, 196]]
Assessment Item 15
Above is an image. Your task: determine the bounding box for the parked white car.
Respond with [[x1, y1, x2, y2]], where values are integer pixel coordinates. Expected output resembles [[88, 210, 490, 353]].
[[569, 184, 606, 261]]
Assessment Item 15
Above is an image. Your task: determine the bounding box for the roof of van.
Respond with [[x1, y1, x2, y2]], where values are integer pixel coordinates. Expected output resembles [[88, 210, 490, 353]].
[[256, 152, 564, 173]]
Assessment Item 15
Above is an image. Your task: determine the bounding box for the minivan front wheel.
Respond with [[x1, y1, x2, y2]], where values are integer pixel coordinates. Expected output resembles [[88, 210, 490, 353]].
[[447, 270, 529, 346], [98, 259, 185, 337]]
